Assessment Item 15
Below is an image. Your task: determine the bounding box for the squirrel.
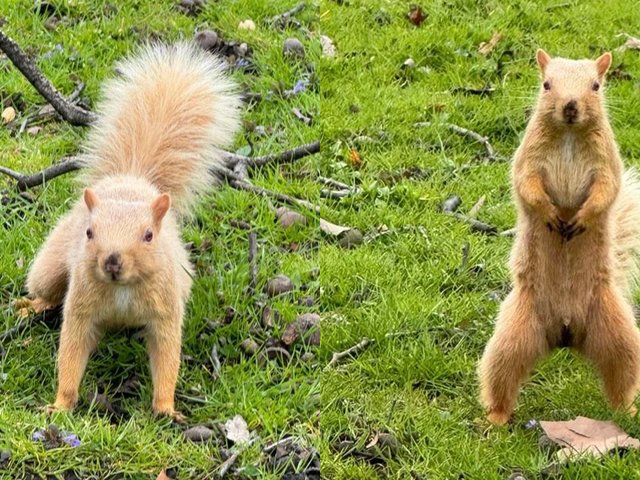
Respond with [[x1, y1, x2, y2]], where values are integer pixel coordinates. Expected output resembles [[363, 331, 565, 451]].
[[478, 49, 640, 425], [25, 43, 241, 420]]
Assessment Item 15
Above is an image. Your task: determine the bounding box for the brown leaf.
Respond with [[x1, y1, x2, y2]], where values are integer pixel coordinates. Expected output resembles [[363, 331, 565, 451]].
[[276, 207, 307, 228], [281, 313, 320, 346], [540, 416, 640, 461], [478, 32, 502, 56], [407, 5, 426, 26], [348, 148, 363, 168]]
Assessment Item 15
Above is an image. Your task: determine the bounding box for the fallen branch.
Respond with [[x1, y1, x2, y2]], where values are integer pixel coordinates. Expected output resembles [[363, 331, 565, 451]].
[[0, 30, 97, 126], [414, 121, 501, 161], [0, 156, 84, 191], [229, 176, 320, 214], [325, 337, 371, 370], [500, 227, 516, 237], [320, 189, 354, 199], [467, 195, 486, 219]]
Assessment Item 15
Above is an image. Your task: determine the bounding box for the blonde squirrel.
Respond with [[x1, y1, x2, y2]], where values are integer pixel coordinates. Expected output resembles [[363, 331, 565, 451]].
[[478, 50, 640, 425], [25, 43, 241, 420]]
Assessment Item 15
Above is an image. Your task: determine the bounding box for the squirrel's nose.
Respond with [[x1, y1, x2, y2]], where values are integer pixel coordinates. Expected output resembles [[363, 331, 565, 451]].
[[104, 253, 122, 275], [563, 100, 578, 123]]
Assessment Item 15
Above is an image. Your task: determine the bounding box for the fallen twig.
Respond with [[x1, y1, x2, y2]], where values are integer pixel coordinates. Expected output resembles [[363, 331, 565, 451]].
[[248, 230, 258, 296], [317, 176, 351, 190], [0, 156, 84, 191], [0, 30, 96, 126], [500, 227, 516, 237], [414, 121, 501, 161], [224, 141, 320, 170], [218, 438, 258, 478], [229, 176, 320, 214], [229, 219, 252, 230], [267, 2, 305, 28], [320, 189, 354, 199], [210, 344, 221, 378], [454, 213, 498, 235], [263, 436, 298, 453], [325, 337, 371, 369], [467, 195, 486, 219]]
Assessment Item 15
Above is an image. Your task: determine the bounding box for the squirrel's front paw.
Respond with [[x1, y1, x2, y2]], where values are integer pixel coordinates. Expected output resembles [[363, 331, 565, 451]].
[[153, 403, 187, 424], [563, 211, 589, 241], [44, 402, 72, 415]]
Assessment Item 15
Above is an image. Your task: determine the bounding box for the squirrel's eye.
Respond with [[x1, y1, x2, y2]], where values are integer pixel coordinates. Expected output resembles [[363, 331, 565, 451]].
[[143, 228, 153, 243], [592, 81, 600, 92], [543, 81, 551, 91], [86, 228, 93, 240]]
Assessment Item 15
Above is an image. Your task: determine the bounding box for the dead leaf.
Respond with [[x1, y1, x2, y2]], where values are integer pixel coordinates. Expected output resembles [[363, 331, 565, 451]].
[[319, 219, 351, 236], [619, 35, 640, 51], [348, 148, 363, 168], [2, 106, 16, 124], [281, 313, 320, 346], [276, 207, 307, 228], [321, 35, 336, 58], [478, 32, 502, 56], [407, 5, 426, 26], [540, 416, 640, 461], [238, 19, 256, 31], [224, 414, 253, 445]]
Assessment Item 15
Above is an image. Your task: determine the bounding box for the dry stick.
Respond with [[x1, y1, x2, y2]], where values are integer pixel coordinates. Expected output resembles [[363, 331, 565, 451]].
[[218, 438, 258, 478], [0, 156, 84, 191], [317, 176, 351, 190], [320, 189, 354, 200], [325, 337, 371, 369], [229, 176, 320, 214], [414, 121, 500, 161], [225, 141, 320, 169], [229, 219, 252, 230], [0, 30, 97, 126], [268, 1, 305, 25], [454, 212, 498, 235], [500, 227, 517, 237], [467, 195, 486, 219], [248, 230, 258, 296]]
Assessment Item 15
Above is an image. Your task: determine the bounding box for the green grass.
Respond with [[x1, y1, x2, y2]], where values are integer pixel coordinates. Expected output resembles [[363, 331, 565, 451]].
[[0, 1, 319, 478], [319, 0, 640, 478]]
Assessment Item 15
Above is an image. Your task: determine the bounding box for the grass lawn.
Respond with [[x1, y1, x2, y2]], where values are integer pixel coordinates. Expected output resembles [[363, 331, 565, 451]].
[[0, 1, 319, 478], [319, 0, 640, 478]]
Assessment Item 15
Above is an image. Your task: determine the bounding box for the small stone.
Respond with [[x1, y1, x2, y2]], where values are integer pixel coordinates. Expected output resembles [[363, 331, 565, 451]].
[[240, 338, 259, 355], [183, 425, 213, 442], [238, 19, 256, 30], [298, 296, 315, 307], [283, 38, 305, 59], [194, 30, 219, 51], [276, 207, 307, 228], [338, 229, 364, 249], [2, 106, 16, 124], [266, 275, 294, 297]]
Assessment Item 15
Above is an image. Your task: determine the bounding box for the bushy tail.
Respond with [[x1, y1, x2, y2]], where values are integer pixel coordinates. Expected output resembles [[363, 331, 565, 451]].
[[613, 168, 640, 295], [81, 42, 241, 214]]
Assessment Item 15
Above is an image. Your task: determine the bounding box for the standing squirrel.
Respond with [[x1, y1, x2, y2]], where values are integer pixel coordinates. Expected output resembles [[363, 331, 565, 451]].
[[478, 50, 640, 425], [26, 43, 241, 420]]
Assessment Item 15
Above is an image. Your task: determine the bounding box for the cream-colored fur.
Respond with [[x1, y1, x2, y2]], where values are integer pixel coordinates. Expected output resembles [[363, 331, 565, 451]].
[[26, 42, 241, 420], [478, 50, 640, 425]]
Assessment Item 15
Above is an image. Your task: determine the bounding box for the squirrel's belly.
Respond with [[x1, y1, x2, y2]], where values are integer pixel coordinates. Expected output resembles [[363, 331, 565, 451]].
[[100, 286, 146, 327]]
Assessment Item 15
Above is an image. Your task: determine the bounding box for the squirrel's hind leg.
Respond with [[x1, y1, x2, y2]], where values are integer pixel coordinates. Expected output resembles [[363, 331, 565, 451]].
[[581, 288, 640, 414], [26, 213, 77, 306], [478, 289, 549, 425]]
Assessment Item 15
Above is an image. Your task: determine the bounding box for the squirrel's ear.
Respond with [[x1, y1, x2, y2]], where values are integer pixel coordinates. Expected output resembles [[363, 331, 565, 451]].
[[595, 52, 612, 77], [536, 49, 551, 72], [151, 193, 171, 224], [84, 188, 98, 212]]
